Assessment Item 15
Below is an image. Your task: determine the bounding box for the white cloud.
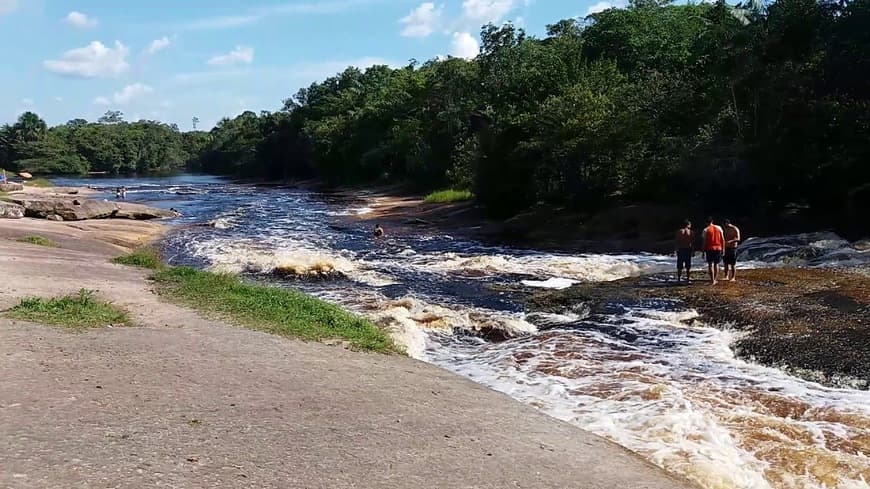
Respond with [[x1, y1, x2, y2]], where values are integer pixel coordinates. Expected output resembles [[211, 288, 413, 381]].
[[20, 98, 33, 106], [174, 56, 398, 87], [514, 16, 525, 28], [186, 14, 259, 30], [159, 100, 172, 108], [93, 83, 154, 107], [450, 32, 479, 59], [207, 46, 254, 66], [43, 41, 130, 78], [461, 0, 518, 24], [0, 0, 18, 15], [586, 0, 626, 15], [54, 96, 64, 102], [146, 37, 171, 54], [400, 2, 443, 38], [183, 0, 375, 30], [65, 11, 98, 28], [113, 83, 154, 105]]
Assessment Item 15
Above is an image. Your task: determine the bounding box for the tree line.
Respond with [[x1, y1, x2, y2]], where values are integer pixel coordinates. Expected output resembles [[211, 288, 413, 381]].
[[3, 0, 868, 234], [0, 110, 208, 175]]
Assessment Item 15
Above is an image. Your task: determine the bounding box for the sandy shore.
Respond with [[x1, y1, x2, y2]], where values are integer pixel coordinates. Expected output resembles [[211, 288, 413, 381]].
[[0, 210, 698, 487]]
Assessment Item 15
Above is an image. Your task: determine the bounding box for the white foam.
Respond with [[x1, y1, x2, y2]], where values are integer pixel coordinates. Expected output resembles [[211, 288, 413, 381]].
[[521, 278, 579, 289], [425, 309, 870, 489]]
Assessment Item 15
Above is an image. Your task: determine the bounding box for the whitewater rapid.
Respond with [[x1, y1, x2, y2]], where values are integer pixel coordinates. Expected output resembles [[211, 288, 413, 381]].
[[57, 176, 870, 489]]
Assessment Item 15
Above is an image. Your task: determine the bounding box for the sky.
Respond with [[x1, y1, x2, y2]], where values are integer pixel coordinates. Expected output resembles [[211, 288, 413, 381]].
[[0, 0, 616, 130]]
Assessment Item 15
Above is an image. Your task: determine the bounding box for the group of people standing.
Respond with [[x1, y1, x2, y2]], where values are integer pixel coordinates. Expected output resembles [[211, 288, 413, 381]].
[[115, 186, 128, 199], [675, 217, 741, 285]]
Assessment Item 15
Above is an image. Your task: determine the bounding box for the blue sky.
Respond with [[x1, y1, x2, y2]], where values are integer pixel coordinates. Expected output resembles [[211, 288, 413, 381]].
[[0, 0, 611, 130]]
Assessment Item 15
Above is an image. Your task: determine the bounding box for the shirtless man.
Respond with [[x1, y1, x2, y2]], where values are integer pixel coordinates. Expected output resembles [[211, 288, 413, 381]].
[[722, 219, 741, 282], [702, 216, 725, 285], [675, 219, 694, 283], [373, 224, 385, 239]]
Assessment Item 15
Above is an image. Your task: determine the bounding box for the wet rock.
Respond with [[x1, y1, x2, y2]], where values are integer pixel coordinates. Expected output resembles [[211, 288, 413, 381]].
[[0, 183, 23, 192], [46, 214, 64, 221], [529, 267, 870, 387], [0, 202, 24, 219], [114, 202, 177, 220], [855, 240, 870, 252], [271, 266, 345, 281]]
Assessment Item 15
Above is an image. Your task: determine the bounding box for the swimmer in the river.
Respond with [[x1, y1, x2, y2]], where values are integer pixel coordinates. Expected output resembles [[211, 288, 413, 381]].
[[373, 224, 384, 239]]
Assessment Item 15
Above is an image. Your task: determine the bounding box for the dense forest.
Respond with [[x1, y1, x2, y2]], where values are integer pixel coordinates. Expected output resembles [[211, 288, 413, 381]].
[[0, 110, 208, 175], [2, 0, 868, 234]]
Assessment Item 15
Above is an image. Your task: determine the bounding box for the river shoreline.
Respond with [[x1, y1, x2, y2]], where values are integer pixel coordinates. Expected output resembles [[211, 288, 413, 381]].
[[0, 188, 701, 489]]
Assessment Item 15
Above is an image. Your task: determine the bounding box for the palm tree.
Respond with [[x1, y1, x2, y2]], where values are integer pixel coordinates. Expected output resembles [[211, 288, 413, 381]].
[[13, 111, 47, 142]]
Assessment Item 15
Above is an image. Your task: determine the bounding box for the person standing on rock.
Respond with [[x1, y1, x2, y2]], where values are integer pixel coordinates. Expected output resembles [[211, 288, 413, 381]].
[[702, 217, 725, 285], [723, 219, 741, 282], [675, 219, 694, 283]]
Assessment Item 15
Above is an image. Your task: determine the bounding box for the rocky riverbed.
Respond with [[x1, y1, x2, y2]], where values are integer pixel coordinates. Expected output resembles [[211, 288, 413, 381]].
[[530, 267, 870, 388]]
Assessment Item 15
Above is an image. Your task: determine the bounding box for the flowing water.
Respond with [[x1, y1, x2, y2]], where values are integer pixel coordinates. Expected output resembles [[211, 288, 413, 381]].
[[57, 175, 870, 489]]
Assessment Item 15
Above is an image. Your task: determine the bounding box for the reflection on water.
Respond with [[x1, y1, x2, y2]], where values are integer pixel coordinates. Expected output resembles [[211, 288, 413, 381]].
[[55, 175, 870, 489]]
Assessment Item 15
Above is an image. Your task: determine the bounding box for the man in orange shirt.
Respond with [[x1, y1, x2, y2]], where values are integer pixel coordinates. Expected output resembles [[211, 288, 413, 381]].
[[702, 216, 725, 285]]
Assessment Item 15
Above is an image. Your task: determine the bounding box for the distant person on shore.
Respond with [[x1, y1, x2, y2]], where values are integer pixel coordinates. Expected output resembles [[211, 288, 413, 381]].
[[702, 216, 725, 285], [723, 219, 741, 282], [373, 224, 385, 239], [675, 219, 694, 283], [0, 169, 6, 183]]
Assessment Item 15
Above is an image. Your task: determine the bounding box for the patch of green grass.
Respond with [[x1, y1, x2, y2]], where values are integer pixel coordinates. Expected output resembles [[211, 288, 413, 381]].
[[151, 266, 398, 354], [7, 289, 129, 330], [27, 178, 54, 188], [113, 248, 164, 270], [18, 235, 58, 247], [424, 189, 474, 204]]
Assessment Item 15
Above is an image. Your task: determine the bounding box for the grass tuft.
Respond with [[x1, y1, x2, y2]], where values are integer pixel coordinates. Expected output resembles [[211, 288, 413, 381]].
[[7, 289, 129, 330], [424, 189, 474, 204], [18, 235, 58, 247], [113, 248, 164, 270], [27, 178, 54, 188], [151, 266, 398, 354]]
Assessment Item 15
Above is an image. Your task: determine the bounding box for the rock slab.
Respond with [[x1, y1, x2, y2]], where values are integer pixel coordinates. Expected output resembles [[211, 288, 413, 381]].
[[7, 197, 176, 221]]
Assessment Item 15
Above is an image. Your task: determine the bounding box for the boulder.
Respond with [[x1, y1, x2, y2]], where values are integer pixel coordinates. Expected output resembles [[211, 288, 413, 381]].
[[0, 183, 23, 192], [6, 197, 176, 221], [9, 197, 118, 220], [0, 202, 24, 219]]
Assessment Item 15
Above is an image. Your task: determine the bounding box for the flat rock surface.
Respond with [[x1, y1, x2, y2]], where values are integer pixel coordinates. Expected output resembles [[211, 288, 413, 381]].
[[0, 239, 697, 488]]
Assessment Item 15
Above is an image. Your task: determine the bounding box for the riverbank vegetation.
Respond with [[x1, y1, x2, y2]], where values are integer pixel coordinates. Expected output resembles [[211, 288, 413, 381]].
[[7, 289, 129, 330], [112, 247, 163, 270], [2, 0, 868, 237], [140, 264, 397, 353], [17, 235, 58, 247], [424, 189, 474, 204]]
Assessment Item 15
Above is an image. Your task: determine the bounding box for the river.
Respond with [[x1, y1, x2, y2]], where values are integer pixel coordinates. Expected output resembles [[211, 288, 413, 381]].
[[56, 175, 870, 489]]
